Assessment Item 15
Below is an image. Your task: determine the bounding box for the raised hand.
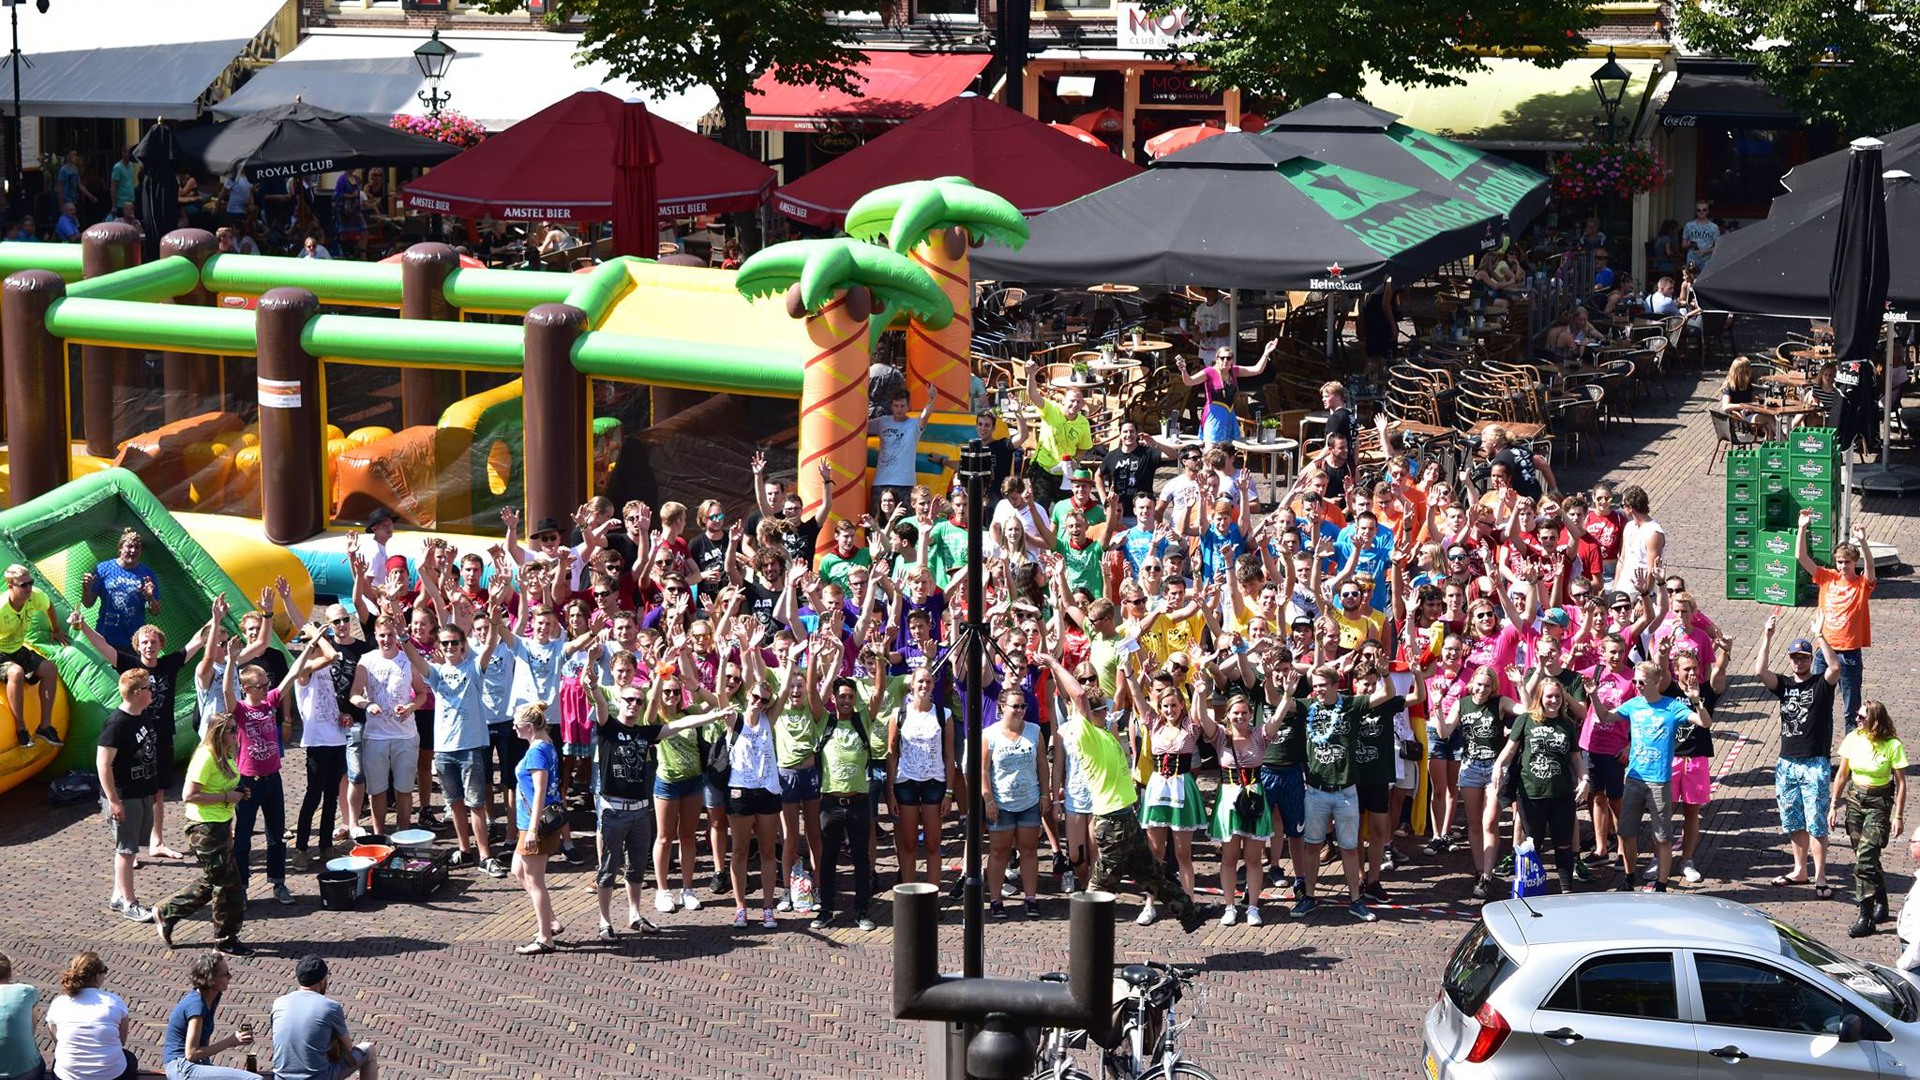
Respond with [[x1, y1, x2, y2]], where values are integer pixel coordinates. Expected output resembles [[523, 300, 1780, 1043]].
[[500, 506, 520, 531], [818, 459, 834, 483], [751, 451, 767, 475]]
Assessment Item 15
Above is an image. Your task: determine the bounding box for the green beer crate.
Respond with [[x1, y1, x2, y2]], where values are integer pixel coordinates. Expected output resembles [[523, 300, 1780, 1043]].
[[1763, 496, 1791, 529], [1727, 551, 1754, 576], [1759, 442, 1792, 473], [1726, 574, 1757, 601], [1756, 577, 1812, 606], [1726, 478, 1758, 506], [1727, 502, 1764, 528], [1727, 526, 1758, 553], [1790, 453, 1835, 482], [1788, 427, 1837, 459], [1757, 529, 1796, 559], [1760, 472, 1789, 498], [1808, 527, 1833, 555], [1727, 451, 1759, 481], [1754, 552, 1802, 583]]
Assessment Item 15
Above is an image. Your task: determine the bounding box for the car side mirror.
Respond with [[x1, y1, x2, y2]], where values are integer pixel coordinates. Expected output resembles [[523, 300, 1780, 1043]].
[[1837, 1013, 1865, 1044]]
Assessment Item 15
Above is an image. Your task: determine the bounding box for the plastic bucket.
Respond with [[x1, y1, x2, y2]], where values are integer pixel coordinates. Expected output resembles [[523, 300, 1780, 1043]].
[[317, 869, 360, 911], [348, 844, 394, 866], [325, 855, 376, 894]]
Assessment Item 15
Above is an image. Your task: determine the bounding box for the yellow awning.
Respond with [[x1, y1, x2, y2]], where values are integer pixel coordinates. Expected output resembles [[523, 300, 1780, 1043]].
[[1359, 57, 1662, 151]]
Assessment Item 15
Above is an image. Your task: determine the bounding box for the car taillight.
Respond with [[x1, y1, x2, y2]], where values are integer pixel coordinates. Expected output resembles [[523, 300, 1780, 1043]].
[[1465, 1002, 1509, 1063]]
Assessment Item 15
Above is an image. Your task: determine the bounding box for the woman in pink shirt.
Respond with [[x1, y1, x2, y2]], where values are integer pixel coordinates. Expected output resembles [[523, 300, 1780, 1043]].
[[1578, 634, 1635, 862], [232, 664, 298, 907]]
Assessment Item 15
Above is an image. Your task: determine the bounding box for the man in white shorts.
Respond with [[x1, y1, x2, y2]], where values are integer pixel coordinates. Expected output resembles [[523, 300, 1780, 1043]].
[[347, 616, 419, 832]]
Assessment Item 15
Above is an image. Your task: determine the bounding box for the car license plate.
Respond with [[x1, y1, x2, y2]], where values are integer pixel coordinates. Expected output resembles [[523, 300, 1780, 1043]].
[[1425, 1050, 1440, 1080]]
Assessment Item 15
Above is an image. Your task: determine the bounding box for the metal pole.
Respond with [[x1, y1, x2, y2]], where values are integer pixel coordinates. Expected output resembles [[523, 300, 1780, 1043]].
[[10, 2, 20, 193], [959, 438, 990, 983]]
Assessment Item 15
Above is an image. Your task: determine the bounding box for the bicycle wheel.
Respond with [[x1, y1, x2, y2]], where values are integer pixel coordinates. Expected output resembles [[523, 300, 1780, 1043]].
[[1026, 1067, 1095, 1080], [1138, 1061, 1221, 1080]]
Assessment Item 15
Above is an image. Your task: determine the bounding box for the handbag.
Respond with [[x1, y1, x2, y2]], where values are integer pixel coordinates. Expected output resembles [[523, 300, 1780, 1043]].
[[535, 804, 566, 839], [701, 725, 733, 786]]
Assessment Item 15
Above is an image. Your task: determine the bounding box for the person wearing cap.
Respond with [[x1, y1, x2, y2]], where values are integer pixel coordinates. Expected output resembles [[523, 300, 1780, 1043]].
[[357, 509, 396, 586], [1049, 467, 1105, 534], [270, 957, 377, 1080], [1023, 363, 1092, 508], [1756, 611, 1840, 896], [0, 563, 66, 751]]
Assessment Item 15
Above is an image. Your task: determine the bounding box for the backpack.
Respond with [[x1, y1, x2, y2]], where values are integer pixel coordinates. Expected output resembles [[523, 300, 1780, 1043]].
[[700, 721, 733, 787], [46, 769, 100, 806]]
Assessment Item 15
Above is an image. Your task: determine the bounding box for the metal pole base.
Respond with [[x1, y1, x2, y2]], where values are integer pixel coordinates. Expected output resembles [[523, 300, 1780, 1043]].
[[1848, 464, 1920, 496]]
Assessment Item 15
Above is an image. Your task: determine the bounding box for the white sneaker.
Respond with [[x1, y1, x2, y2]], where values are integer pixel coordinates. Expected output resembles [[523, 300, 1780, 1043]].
[[1681, 860, 1703, 884], [1219, 904, 1238, 926], [1246, 904, 1264, 926], [680, 888, 700, 912], [1061, 869, 1076, 893], [1135, 901, 1158, 926], [654, 890, 676, 914], [732, 908, 748, 929], [597, 920, 616, 940]]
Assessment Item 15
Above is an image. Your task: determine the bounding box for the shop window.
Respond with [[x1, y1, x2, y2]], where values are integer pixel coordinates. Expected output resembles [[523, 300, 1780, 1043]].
[[1698, 127, 1794, 219], [916, 0, 977, 16], [1044, 0, 1114, 11]]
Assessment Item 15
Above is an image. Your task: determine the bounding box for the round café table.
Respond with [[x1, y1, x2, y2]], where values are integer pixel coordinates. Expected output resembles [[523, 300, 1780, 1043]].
[[1232, 438, 1300, 507]]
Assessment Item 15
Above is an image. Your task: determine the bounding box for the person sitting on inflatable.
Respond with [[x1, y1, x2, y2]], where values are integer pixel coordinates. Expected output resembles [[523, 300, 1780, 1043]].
[[1, 563, 68, 749]]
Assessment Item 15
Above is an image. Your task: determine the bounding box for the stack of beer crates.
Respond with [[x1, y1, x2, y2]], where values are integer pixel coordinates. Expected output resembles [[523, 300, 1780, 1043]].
[[1726, 428, 1836, 604]]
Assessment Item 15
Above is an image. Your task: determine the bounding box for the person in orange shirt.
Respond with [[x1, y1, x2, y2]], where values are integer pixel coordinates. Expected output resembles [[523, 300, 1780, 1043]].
[[1797, 510, 1874, 732]]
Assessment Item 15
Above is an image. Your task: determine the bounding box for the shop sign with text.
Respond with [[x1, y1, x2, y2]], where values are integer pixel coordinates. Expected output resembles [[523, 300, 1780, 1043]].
[[1116, 3, 1203, 51]]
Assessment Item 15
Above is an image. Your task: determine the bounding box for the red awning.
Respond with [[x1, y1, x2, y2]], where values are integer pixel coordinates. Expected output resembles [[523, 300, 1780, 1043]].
[[771, 95, 1141, 227], [747, 51, 991, 132], [400, 88, 773, 223]]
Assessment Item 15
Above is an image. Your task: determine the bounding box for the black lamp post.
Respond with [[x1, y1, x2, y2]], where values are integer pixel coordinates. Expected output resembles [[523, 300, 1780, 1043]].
[[413, 29, 455, 117], [6, 0, 49, 194], [1590, 47, 1630, 145]]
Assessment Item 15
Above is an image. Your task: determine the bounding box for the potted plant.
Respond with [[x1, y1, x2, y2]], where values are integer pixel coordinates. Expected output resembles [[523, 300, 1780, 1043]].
[[1071, 359, 1093, 382], [1258, 416, 1282, 444]]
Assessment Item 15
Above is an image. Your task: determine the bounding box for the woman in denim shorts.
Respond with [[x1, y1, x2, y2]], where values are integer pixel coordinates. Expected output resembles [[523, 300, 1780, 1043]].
[[1421, 636, 1472, 855], [983, 688, 1048, 920], [1449, 666, 1521, 900], [886, 667, 953, 890]]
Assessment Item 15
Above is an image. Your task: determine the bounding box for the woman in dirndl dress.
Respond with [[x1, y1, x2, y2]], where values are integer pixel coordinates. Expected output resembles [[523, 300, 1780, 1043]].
[[1121, 657, 1207, 925], [1208, 690, 1286, 927]]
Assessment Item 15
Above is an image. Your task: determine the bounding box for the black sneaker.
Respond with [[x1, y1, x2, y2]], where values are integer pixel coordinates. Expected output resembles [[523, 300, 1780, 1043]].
[[34, 725, 61, 747], [564, 846, 588, 866], [1614, 877, 1634, 892], [809, 911, 835, 931], [1023, 898, 1040, 919], [712, 871, 729, 896], [216, 939, 253, 958], [1494, 852, 1513, 877], [949, 877, 966, 903], [1361, 881, 1391, 905], [1178, 904, 1208, 934], [1289, 897, 1319, 919], [1422, 838, 1450, 857], [991, 901, 1008, 921], [1470, 877, 1490, 901]]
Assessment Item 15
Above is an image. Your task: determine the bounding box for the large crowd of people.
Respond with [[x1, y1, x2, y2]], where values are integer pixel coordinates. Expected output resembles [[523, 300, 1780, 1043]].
[[0, 349, 1899, 1075]]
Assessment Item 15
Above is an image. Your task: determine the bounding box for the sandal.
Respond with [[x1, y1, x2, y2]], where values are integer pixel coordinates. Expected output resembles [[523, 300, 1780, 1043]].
[[1769, 874, 1811, 887], [515, 940, 555, 955], [1815, 884, 1834, 900]]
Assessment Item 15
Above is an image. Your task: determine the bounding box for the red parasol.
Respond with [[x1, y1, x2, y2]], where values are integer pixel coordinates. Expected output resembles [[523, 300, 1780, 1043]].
[[1048, 122, 1109, 149], [612, 98, 663, 258], [1070, 107, 1124, 134], [1144, 122, 1227, 159]]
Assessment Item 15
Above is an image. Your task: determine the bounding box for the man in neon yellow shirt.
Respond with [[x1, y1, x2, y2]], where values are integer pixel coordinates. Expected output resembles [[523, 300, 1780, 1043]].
[[1025, 365, 1092, 507], [0, 563, 67, 748], [1041, 654, 1205, 932]]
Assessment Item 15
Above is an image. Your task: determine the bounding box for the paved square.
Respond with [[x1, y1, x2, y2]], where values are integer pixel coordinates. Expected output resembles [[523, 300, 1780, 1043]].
[[3, 364, 1917, 1079]]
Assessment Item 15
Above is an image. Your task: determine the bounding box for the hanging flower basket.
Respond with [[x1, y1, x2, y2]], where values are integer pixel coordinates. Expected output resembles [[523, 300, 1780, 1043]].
[[390, 110, 487, 150], [1549, 141, 1671, 202]]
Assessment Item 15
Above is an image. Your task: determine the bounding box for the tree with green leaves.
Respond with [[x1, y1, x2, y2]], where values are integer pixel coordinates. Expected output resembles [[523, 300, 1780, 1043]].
[[1678, 0, 1920, 135], [1146, 0, 1596, 106], [486, 0, 875, 169]]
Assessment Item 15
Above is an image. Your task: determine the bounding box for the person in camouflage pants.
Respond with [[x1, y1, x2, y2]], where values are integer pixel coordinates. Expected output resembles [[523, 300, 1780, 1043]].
[[1091, 808, 1197, 919], [155, 712, 250, 955]]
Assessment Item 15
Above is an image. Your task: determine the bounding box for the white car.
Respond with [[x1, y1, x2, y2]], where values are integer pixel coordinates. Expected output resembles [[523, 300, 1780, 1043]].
[[1424, 892, 1920, 1077]]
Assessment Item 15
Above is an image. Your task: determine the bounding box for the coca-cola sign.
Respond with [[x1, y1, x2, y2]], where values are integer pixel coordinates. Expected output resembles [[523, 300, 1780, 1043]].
[[1661, 113, 1699, 128]]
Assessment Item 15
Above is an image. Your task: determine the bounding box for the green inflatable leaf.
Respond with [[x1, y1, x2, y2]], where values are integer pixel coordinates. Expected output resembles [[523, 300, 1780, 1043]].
[[845, 177, 1029, 254], [735, 238, 953, 328]]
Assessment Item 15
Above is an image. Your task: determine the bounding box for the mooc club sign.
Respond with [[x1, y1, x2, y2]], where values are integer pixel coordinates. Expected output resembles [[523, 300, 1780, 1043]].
[[1117, 3, 1201, 50]]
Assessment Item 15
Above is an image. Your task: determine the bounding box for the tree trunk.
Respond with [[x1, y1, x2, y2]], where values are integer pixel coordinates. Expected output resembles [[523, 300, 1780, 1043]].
[[717, 88, 763, 255]]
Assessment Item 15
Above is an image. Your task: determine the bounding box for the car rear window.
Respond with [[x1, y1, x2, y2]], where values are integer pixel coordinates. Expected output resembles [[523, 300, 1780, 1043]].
[[1444, 922, 1514, 1015]]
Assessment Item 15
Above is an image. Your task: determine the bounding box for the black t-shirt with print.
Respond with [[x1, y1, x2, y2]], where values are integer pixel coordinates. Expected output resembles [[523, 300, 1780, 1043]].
[[597, 719, 663, 802], [99, 706, 164, 800], [1352, 695, 1407, 788], [1302, 694, 1358, 790], [1774, 674, 1836, 760]]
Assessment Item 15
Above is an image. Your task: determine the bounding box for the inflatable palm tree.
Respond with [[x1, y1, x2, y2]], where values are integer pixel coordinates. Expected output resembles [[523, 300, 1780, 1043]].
[[735, 238, 951, 547], [846, 177, 1028, 408]]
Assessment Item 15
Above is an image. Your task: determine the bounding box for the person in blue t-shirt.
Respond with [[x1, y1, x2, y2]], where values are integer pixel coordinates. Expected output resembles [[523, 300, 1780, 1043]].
[[1604, 660, 1711, 892], [1332, 509, 1395, 612], [82, 529, 160, 651], [164, 952, 259, 1079], [1112, 494, 1174, 577]]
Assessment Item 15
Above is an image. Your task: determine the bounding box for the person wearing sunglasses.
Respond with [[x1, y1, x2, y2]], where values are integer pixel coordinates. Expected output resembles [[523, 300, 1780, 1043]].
[[725, 637, 786, 928], [1681, 199, 1719, 269], [400, 584, 510, 878]]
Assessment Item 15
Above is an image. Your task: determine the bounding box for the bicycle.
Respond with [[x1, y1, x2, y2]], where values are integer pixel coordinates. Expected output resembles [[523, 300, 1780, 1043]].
[[1027, 961, 1218, 1080]]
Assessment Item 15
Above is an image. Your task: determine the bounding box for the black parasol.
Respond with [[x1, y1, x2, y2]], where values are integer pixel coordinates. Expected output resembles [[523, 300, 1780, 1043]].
[[174, 100, 458, 182], [132, 122, 178, 262]]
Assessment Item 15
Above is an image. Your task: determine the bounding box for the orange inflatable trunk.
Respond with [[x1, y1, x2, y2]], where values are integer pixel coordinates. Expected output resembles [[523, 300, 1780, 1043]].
[[798, 292, 871, 552], [906, 238, 974, 409]]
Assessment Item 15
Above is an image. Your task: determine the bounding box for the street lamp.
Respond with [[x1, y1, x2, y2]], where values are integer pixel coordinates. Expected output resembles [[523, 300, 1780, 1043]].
[[4, 0, 49, 193], [1590, 47, 1630, 145], [413, 29, 455, 117]]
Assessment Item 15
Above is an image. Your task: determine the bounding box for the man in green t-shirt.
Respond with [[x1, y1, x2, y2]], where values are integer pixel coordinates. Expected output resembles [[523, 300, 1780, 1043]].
[[0, 564, 67, 748], [925, 497, 972, 590], [1295, 664, 1382, 923], [1024, 365, 1092, 507], [1042, 655, 1205, 932], [1052, 508, 1105, 600], [1049, 468, 1106, 536]]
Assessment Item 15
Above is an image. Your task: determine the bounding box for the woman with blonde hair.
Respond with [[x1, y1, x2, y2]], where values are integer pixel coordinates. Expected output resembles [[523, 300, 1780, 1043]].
[[511, 703, 564, 954], [1832, 700, 1907, 938], [45, 952, 135, 1080], [1719, 356, 1776, 437], [153, 711, 249, 956]]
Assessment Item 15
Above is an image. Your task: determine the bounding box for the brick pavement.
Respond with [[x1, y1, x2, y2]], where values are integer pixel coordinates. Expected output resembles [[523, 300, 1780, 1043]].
[[2, 356, 1919, 1079]]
